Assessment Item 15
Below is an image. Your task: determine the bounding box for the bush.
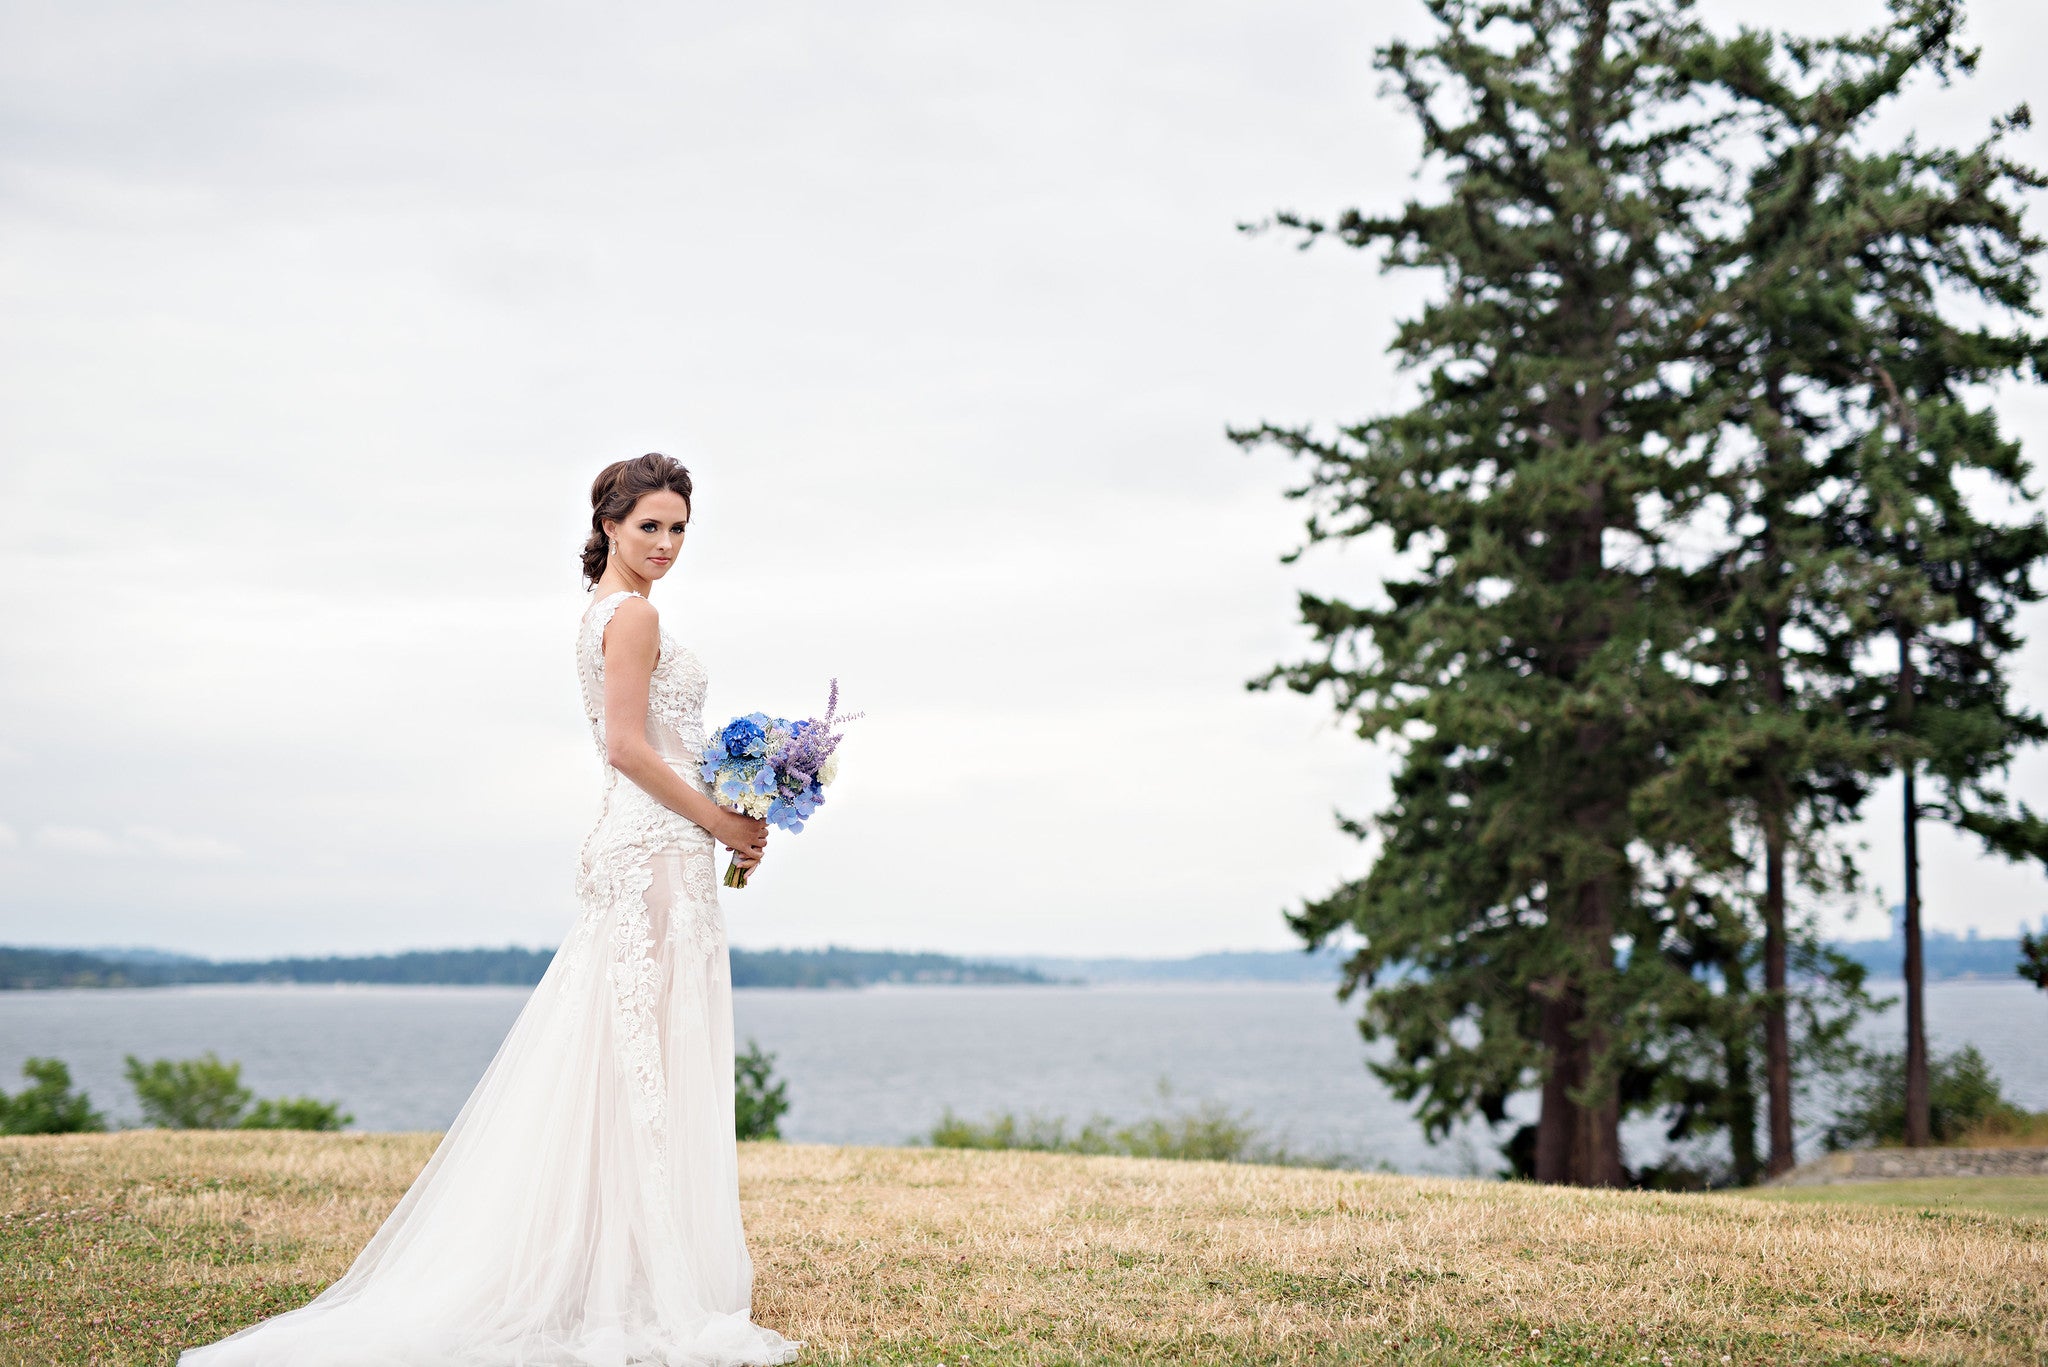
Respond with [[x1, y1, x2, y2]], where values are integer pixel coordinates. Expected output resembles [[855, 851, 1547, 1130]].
[[1955, 1107, 2048, 1148], [734, 1038, 789, 1141], [239, 1096, 353, 1131], [921, 1080, 1345, 1168], [0, 1058, 107, 1135], [125, 1052, 252, 1129], [1822, 1043, 2027, 1150], [124, 1052, 350, 1130], [926, 1107, 1120, 1154]]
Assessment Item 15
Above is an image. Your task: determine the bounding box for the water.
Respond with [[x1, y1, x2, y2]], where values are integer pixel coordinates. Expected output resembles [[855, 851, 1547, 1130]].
[[1, 980, 2040, 1176]]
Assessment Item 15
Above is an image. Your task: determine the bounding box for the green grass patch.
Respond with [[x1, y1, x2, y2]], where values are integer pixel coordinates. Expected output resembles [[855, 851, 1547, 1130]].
[[1730, 1175, 2048, 1222]]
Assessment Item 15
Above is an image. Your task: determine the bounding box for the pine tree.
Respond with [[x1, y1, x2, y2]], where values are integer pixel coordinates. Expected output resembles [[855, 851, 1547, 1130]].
[[1668, 0, 1974, 1178], [1236, 0, 1735, 1186], [1820, 98, 2048, 1148]]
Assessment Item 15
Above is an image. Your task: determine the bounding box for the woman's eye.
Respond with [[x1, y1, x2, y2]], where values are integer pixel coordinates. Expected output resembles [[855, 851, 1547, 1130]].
[[638, 522, 657, 532]]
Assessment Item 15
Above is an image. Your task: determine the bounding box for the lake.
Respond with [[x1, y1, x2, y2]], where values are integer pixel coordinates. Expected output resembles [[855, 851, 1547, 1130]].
[[1, 979, 2040, 1176]]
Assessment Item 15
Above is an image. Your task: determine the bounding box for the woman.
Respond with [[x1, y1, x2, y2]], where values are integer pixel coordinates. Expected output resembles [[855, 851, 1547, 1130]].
[[181, 453, 805, 1366]]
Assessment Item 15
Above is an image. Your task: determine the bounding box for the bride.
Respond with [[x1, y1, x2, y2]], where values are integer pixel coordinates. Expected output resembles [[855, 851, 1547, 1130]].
[[181, 453, 805, 1366]]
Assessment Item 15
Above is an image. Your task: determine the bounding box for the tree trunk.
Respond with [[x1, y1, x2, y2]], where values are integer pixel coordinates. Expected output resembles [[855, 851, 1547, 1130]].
[[1532, 803, 1628, 1189], [1756, 365, 1797, 1177], [1761, 604, 1795, 1178], [1570, 874, 1627, 1187], [1722, 944, 1761, 1187], [1762, 824, 1793, 1174], [1898, 624, 1930, 1147], [1535, 991, 1578, 1183], [1532, 984, 1627, 1187], [1534, 855, 1628, 1188]]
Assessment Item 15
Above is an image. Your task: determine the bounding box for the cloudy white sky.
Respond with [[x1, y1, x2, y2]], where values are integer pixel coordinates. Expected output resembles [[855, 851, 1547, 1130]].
[[2, 0, 2043, 960]]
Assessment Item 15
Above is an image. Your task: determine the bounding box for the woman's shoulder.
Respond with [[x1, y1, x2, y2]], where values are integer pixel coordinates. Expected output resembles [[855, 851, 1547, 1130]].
[[606, 589, 657, 622], [592, 589, 660, 655]]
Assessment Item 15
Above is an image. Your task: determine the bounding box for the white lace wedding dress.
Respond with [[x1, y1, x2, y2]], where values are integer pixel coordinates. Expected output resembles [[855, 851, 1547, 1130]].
[[180, 589, 804, 1367]]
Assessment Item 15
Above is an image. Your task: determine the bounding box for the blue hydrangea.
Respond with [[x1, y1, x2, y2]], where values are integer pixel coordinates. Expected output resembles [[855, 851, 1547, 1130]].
[[700, 686, 857, 869], [718, 716, 767, 759]]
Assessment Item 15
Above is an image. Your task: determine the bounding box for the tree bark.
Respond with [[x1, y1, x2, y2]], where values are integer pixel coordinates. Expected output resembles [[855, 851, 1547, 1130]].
[[1892, 635, 1925, 1147], [1757, 366, 1796, 1177], [1722, 943, 1761, 1187], [1569, 873, 1627, 1187], [1900, 625, 1929, 1146], [1535, 990, 1577, 1184], [1532, 982, 1626, 1187], [1762, 607, 1795, 1178]]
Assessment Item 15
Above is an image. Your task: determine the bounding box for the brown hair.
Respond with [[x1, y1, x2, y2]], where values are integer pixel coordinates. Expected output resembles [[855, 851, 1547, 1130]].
[[581, 453, 694, 585]]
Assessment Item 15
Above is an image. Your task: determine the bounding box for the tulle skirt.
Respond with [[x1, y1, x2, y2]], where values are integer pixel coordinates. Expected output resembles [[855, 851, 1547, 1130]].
[[179, 804, 803, 1367]]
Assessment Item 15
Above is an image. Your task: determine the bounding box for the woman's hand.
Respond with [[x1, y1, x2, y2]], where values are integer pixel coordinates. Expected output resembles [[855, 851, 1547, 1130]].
[[715, 811, 769, 871]]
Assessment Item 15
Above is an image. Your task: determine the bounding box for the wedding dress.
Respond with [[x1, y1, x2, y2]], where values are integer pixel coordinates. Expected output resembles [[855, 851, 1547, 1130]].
[[180, 589, 804, 1367]]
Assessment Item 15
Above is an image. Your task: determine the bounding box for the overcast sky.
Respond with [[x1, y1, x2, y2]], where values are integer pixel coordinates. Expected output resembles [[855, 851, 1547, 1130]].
[[2, 0, 2043, 960]]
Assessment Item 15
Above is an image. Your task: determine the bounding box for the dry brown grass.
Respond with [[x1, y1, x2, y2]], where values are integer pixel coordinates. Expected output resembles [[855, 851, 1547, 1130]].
[[3, 1132, 2045, 1366], [1955, 1112, 2048, 1149]]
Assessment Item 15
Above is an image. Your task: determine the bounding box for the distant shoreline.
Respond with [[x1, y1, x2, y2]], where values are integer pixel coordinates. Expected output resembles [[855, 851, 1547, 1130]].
[[1, 938, 2029, 991], [0, 945, 1060, 992]]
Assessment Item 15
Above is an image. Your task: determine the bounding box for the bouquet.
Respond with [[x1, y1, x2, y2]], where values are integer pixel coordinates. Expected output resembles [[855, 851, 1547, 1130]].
[[700, 679, 861, 888]]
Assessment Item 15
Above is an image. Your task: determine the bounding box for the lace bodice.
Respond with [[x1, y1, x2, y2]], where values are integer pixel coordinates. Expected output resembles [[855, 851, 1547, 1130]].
[[577, 589, 710, 766], [571, 585, 728, 1146]]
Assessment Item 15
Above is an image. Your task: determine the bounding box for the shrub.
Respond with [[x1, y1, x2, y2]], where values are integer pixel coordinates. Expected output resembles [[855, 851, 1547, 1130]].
[[1955, 1107, 2048, 1147], [125, 1052, 350, 1130], [734, 1038, 789, 1141], [0, 1058, 107, 1135], [926, 1108, 1120, 1154], [921, 1081, 1345, 1168], [1822, 1043, 2027, 1150], [239, 1096, 353, 1131], [126, 1052, 251, 1129]]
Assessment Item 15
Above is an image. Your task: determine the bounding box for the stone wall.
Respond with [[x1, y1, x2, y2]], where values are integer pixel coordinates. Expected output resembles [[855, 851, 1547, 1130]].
[[1773, 1146, 2048, 1186]]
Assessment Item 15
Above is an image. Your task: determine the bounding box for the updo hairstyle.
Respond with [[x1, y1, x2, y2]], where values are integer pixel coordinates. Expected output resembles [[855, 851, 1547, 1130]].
[[581, 453, 694, 585]]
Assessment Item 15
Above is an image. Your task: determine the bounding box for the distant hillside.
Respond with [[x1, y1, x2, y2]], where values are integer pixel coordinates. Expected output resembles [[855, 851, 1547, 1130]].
[[0, 944, 1051, 991], [7, 932, 2032, 992], [729, 946, 1052, 988], [0, 946, 558, 990], [986, 948, 1350, 984], [0, 947, 170, 990], [992, 936, 2040, 986], [1828, 931, 2031, 983]]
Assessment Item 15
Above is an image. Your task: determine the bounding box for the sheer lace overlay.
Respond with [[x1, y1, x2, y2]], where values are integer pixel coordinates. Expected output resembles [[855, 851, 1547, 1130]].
[[178, 591, 802, 1367]]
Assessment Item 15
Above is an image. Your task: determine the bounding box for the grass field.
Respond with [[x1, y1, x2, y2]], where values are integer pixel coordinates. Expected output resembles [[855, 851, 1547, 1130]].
[[3, 1133, 2044, 1366], [1738, 1177, 2048, 1222]]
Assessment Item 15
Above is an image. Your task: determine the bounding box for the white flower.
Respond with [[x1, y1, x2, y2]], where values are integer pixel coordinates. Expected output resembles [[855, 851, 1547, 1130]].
[[819, 753, 840, 785]]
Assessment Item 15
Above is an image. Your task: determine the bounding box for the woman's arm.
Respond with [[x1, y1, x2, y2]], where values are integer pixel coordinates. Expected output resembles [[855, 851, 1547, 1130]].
[[600, 597, 767, 870]]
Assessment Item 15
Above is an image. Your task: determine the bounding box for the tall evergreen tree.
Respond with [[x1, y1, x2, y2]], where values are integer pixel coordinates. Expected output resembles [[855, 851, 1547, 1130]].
[[1235, 0, 1735, 1187], [1671, 0, 1974, 1177], [1827, 105, 2048, 1141]]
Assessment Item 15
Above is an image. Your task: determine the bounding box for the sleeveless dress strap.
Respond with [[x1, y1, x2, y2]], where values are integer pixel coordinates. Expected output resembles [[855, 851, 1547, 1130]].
[[585, 591, 647, 656]]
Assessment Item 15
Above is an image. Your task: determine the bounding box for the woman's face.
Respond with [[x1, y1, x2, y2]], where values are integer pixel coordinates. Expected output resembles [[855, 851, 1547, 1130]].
[[605, 489, 690, 581]]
